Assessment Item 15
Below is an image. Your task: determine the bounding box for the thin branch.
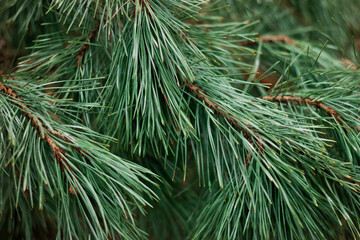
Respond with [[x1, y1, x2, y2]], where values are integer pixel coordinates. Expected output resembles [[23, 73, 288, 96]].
[[0, 82, 83, 194], [50, 127, 90, 163], [241, 33, 360, 72], [263, 95, 360, 187], [185, 79, 261, 215], [0, 83, 68, 167], [241, 36, 358, 69], [185, 79, 263, 166], [262, 95, 345, 125]]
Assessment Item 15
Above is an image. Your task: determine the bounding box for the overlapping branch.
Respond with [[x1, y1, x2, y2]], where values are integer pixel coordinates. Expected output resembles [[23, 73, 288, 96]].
[[241, 35, 358, 69], [185, 79, 263, 167], [0, 81, 88, 194], [0, 83, 67, 166], [262, 95, 345, 125], [240, 35, 357, 129]]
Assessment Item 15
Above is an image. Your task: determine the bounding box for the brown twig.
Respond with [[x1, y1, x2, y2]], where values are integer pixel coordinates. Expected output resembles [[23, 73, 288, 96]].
[[185, 79, 251, 137], [0, 82, 85, 194], [76, 22, 100, 66], [262, 95, 345, 125], [49, 127, 91, 163], [0, 84, 69, 167], [185, 79, 264, 166]]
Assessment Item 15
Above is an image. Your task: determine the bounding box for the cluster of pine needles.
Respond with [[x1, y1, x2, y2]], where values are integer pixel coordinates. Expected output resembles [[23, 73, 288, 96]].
[[1, 0, 360, 239]]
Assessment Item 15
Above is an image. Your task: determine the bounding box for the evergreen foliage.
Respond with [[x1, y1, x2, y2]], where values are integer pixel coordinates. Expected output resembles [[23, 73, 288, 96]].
[[1, 0, 360, 239]]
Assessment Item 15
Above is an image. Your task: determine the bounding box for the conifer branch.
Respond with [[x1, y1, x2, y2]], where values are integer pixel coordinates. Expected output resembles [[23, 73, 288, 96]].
[[261, 95, 360, 188], [261, 95, 345, 125], [2, 1, 360, 238], [241, 35, 358, 69], [0, 81, 85, 194], [185, 79, 263, 166], [185, 79, 252, 137], [0, 83, 68, 168]]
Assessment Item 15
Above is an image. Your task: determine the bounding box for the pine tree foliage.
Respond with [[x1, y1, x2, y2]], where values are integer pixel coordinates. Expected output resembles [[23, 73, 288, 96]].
[[0, 77, 157, 239], [1, 0, 360, 239]]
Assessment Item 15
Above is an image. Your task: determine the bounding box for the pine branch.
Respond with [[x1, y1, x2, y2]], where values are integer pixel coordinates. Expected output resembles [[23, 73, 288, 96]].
[[242, 34, 358, 71], [261, 95, 345, 125], [242, 35, 358, 71], [0, 83, 68, 168], [1, 70, 93, 174], [0, 77, 158, 239], [185, 78, 263, 167], [0, 81, 86, 195], [185, 79, 253, 137], [2, 0, 360, 239]]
